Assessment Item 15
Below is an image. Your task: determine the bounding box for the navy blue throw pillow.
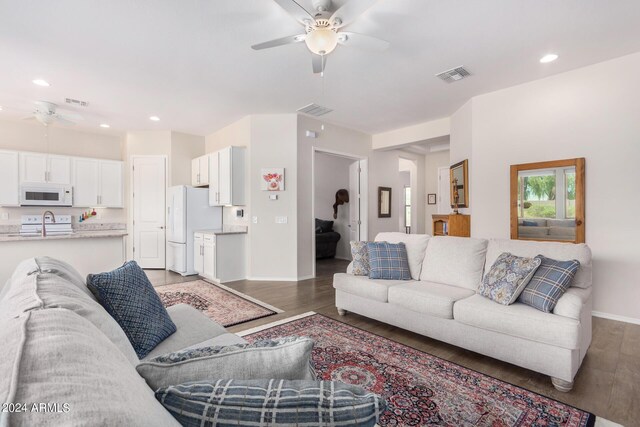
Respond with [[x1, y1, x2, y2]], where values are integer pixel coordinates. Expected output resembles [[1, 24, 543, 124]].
[[87, 261, 176, 359], [522, 220, 538, 226]]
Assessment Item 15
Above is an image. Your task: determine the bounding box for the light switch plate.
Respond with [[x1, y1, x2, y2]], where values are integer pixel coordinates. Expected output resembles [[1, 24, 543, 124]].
[[0, 213, 8, 220], [275, 216, 288, 224], [269, 194, 278, 200], [252, 216, 258, 224]]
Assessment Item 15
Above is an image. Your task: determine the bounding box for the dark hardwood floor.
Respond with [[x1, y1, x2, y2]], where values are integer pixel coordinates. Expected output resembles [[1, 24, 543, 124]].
[[149, 258, 639, 426]]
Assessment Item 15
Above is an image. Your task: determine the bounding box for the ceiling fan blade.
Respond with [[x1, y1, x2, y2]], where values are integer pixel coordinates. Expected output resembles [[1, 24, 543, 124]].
[[251, 34, 306, 50], [329, 0, 379, 28], [312, 54, 327, 74], [272, 0, 315, 25], [338, 32, 389, 51], [57, 111, 84, 122]]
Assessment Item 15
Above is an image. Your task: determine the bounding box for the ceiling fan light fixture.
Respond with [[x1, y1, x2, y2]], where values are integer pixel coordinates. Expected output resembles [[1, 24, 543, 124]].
[[305, 27, 338, 55]]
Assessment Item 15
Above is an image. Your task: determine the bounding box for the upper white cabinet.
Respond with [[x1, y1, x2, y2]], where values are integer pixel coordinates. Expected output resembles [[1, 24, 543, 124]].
[[208, 146, 245, 206], [191, 154, 210, 187], [72, 158, 123, 208], [0, 150, 20, 206], [20, 153, 71, 184]]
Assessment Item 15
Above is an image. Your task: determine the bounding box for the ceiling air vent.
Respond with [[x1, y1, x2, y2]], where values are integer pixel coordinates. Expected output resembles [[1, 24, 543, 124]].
[[297, 103, 333, 117], [435, 66, 471, 83], [65, 98, 89, 107]]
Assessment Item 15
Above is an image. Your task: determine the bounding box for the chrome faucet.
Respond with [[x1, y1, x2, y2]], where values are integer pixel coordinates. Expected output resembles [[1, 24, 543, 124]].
[[41, 211, 56, 237]]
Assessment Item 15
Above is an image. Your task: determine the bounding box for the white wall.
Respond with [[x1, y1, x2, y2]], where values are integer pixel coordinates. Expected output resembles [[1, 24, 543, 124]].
[[170, 132, 205, 186], [450, 52, 640, 322], [424, 150, 450, 233], [314, 152, 353, 260]]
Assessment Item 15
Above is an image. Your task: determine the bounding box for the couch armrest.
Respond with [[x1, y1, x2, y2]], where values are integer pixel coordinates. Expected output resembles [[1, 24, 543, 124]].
[[346, 261, 354, 275], [553, 287, 592, 320]]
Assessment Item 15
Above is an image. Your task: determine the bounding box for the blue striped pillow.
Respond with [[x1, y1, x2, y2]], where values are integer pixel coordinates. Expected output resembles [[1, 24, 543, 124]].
[[367, 242, 412, 280], [518, 255, 580, 312], [156, 379, 386, 427]]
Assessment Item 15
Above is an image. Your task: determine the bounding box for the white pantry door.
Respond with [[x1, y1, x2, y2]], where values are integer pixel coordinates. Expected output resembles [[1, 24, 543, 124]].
[[437, 166, 451, 214], [132, 156, 166, 268]]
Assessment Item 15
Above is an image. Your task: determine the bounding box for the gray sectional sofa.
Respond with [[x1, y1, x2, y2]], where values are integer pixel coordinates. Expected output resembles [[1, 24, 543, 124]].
[[0, 257, 247, 426], [334, 233, 593, 392]]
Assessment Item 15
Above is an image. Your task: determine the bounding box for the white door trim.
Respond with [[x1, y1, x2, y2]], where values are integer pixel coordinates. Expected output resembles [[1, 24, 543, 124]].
[[129, 155, 168, 267], [311, 146, 368, 279]]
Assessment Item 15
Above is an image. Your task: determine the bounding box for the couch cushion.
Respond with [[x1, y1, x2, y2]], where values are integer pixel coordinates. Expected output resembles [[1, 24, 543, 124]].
[[143, 303, 230, 360], [478, 253, 541, 305], [333, 273, 409, 303], [388, 281, 475, 319], [375, 232, 430, 280], [419, 236, 488, 290], [350, 241, 370, 276], [485, 239, 592, 289], [519, 256, 581, 313], [0, 308, 179, 426], [0, 259, 139, 366], [87, 261, 177, 359], [138, 336, 315, 391], [453, 294, 581, 349], [367, 242, 412, 280], [156, 379, 386, 427]]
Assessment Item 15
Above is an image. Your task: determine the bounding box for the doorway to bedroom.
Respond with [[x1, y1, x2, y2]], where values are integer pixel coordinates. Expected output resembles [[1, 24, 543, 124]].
[[311, 148, 368, 278]]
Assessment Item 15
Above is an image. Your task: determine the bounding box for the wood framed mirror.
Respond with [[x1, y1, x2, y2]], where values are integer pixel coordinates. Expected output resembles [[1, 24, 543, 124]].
[[450, 159, 469, 208], [510, 158, 585, 243], [378, 187, 391, 218]]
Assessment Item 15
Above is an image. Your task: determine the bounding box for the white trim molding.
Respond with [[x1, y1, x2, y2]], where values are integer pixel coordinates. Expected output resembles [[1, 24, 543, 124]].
[[592, 311, 640, 326]]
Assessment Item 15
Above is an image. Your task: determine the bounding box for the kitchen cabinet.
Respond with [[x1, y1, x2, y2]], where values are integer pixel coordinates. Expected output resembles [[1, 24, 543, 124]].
[[193, 231, 245, 283], [0, 150, 20, 206], [208, 146, 245, 206], [72, 158, 124, 208], [20, 152, 71, 184], [191, 155, 210, 187]]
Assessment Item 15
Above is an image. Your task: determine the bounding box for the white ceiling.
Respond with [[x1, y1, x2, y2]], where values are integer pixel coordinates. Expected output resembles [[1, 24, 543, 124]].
[[1, 0, 639, 136]]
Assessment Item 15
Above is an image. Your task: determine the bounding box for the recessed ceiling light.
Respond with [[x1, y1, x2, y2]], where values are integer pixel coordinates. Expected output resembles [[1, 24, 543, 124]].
[[99, 123, 110, 128], [149, 116, 160, 122], [540, 54, 558, 64], [32, 79, 50, 87]]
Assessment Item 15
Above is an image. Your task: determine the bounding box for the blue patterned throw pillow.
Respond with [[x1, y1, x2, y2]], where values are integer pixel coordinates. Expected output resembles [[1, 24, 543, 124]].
[[479, 252, 541, 305], [350, 241, 370, 276], [156, 379, 386, 427], [367, 241, 412, 280], [518, 255, 580, 312], [87, 261, 176, 359]]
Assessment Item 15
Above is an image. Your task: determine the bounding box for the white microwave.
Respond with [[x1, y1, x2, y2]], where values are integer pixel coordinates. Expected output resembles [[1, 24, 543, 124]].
[[20, 184, 73, 207]]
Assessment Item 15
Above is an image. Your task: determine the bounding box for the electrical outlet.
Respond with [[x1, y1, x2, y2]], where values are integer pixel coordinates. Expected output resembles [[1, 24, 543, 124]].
[[275, 216, 288, 224], [252, 216, 258, 224]]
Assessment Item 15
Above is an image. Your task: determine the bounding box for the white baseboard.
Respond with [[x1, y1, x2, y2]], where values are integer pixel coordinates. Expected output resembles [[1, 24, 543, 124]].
[[592, 310, 640, 326], [246, 276, 299, 282], [297, 275, 315, 281]]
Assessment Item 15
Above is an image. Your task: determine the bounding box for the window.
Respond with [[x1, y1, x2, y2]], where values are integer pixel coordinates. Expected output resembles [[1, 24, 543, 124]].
[[565, 169, 576, 219], [404, 186, 411, 233], [519, 170, 557, 219]]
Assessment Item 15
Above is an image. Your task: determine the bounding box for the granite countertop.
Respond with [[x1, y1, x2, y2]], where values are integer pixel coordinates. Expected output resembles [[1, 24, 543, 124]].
[[0, 229, 128, 243], [194, 225, 248, 235]]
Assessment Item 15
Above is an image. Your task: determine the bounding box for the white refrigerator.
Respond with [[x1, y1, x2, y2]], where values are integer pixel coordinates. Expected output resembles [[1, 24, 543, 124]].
[[166, 185, 222, 276]]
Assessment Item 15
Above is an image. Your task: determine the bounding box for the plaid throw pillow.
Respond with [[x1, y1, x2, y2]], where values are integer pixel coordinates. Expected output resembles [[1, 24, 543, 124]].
[[479, 252, 541, 305], [367, 242, 412, 280], [156, 379, 386, 427], [518, 255, 580, 312], [350, 241, 370, 276], [87, 261, 176, 359]]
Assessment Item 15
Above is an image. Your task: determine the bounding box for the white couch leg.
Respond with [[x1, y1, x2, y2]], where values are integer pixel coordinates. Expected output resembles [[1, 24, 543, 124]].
[[551, 377, 574, 392], [337, 308, 347, 316]]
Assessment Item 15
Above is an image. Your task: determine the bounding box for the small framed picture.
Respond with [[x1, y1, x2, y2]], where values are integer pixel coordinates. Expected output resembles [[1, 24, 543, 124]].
[[261, 168, 285, 191], [427, 193, 437, 205]]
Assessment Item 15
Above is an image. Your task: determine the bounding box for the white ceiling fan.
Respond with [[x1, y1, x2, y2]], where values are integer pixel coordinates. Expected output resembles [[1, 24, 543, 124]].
[[251, 0, 389, 74], [25, 101, 83, 126]]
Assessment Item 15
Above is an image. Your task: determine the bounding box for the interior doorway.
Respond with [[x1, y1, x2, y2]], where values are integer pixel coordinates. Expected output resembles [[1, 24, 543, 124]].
[[131, 156, 167, 268], [437, 166, 451, 214], [399, 158, 417, 233], [311, 148, 368, 278]]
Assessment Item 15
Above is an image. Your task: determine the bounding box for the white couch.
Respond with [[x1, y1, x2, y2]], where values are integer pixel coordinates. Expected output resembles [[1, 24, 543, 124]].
[[334, 233, 593, 392]]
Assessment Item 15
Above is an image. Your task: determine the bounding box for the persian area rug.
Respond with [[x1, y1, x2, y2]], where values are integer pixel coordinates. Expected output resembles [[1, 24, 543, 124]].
[[239, 312, 596, 427], [157, 280, 282, 327]]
